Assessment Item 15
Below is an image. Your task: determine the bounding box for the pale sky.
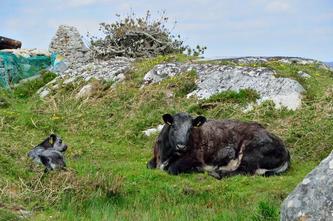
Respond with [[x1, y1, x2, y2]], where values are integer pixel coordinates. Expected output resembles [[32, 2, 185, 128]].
[[1, 0, 332, 61]]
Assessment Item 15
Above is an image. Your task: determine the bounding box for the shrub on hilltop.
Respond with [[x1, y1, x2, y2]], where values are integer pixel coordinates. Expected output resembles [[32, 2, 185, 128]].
[[88, 11, 206, 59]]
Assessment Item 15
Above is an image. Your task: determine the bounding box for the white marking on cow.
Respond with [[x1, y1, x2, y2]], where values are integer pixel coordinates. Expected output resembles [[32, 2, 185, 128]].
[[159, 160, 169, 170], [255, 168, 268, 175], [203, 165, 217, 172], [255, 160, 289, 175], [219, 158, 241, 171], [219, 147, 244, 172], [205, 145, 245, 173]]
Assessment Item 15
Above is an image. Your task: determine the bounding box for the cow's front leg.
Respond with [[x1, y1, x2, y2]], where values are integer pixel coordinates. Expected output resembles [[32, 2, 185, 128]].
[[147, 157, 157, 169], [208, 168, 245, 180], [167, 156, 202, 175]]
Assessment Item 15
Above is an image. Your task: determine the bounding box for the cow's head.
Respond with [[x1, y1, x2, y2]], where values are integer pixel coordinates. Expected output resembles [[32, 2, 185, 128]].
[[162, 112, 206, 153]]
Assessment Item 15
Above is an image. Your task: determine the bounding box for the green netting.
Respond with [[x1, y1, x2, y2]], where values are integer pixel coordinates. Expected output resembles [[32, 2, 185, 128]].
[[0, 51, 52, 88]]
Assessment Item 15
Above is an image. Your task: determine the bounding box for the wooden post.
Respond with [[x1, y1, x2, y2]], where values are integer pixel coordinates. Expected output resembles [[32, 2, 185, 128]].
[[0, 36, 22, 49]]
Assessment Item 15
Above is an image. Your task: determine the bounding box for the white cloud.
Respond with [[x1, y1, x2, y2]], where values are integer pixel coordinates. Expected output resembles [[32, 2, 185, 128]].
[[265, 1, 291, 13]]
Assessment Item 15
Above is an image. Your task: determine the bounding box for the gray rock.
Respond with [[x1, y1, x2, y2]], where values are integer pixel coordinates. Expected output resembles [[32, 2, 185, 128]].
[[144, 63, 305, 110], [63, 77, 76, 85], [199, 56, 333, 72], [199, 56, 324, 65], [281, 150, 333, 221], [39, 89, 50, 98], [19, 209, 33, 219], [298, 71, 311, 79], [114, 73, 126, 82], [144, 63, 182, 84], [37, 57, 134, 98], [60, 57, 133, 81], [76, 84, 93, 99], [143, 124, 164, 136]]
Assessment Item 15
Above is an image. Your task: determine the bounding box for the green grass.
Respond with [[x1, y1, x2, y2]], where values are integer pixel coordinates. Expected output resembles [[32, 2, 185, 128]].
[[204, 89, 259, 104], [0, 55, 333, 220]]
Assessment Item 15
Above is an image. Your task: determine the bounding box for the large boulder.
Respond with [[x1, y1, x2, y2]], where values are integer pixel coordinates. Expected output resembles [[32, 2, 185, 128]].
[[143, 63, 305, 110], [49, 25, 91, 67], [281, 150, 333, 221]]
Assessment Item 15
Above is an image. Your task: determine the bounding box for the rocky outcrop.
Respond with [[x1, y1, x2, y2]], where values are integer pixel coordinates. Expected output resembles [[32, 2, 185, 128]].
[[144, 63, 305, 110], [37, 57, 133, 98], [60, 57, 133, 81], [200, 56, 332, 70], [281, 150, 333, 221], [49, 25, 91, 67]]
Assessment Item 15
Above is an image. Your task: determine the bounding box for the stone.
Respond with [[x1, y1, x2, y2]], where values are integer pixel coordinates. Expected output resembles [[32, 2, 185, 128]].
[[19, 209, 33, 219], [59, 57, 133, 81], [39, 89, 50, 98], [198, 56, 333, 71], [76, 84, 93, 99], [259, 93, 302, 111], [144, 62, 305, 110], [143, 124, 164, 136], [298, 71, 311, 79], [37, 57, 134, 98], [63, 77, 76, 85], [281, 150, 333, 221], [114, 73, 126, 82]]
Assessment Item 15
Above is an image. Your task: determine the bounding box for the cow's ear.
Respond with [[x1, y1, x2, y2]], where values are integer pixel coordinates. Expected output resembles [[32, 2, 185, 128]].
[[193, 116, 206, 127], [162, 114, 174, 125]]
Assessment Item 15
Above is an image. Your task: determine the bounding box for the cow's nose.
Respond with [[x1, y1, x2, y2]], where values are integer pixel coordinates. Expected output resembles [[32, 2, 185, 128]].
[[176, 144, 186, 150]]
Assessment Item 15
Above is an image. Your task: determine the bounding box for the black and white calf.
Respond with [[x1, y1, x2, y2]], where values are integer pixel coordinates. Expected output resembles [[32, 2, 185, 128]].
[[147, 113, 290, 179], [28, 134, 68, 172]]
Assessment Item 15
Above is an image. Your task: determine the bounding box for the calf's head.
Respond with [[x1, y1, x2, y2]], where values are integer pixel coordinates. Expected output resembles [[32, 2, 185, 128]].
[[49, 134, 68, 152], [28, 134, 68, 161], [162, 112, 206, 153]]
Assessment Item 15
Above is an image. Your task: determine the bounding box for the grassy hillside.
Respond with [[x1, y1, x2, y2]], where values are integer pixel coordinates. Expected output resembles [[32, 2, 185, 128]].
[[1, 55, 333, 221]]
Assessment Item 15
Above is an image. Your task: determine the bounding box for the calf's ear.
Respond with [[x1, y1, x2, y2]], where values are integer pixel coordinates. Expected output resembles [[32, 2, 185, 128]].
[[38, 136, 53, 149], [162, 114, 174, 125], [49, 134, 57, 144], [193, 116, 206, 127]]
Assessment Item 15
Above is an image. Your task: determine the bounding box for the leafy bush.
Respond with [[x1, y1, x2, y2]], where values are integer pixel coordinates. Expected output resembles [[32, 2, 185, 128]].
[[88, 11, 206, 59]]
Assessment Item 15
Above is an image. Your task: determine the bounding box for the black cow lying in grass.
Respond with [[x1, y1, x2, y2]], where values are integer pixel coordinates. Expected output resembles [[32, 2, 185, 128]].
[[28, 134, 68, 172], [147, 113, 290, 179]]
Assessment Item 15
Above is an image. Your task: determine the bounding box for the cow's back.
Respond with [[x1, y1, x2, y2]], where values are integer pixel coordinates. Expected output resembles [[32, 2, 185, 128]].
[[190, 119, 267, 162]]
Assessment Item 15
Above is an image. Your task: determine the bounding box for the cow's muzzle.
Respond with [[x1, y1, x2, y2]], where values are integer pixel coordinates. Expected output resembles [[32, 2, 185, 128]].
[[176, 144, 186, 151]]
